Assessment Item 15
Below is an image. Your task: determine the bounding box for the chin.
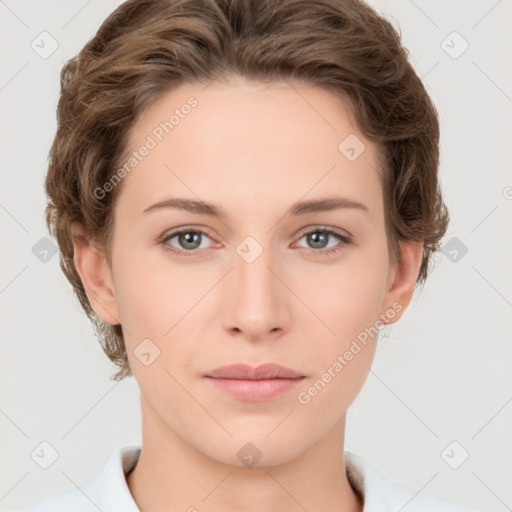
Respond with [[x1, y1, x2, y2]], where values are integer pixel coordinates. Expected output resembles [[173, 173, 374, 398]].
[[198, 429, 310, 469]]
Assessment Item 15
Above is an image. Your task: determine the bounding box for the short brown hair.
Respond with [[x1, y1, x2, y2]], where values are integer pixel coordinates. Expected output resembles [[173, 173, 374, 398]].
[[46, 0, 449, 381]]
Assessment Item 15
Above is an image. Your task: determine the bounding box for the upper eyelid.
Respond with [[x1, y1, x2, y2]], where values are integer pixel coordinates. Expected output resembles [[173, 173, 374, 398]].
[[160, 226, 215, 242], [296, 225, 351, 238]]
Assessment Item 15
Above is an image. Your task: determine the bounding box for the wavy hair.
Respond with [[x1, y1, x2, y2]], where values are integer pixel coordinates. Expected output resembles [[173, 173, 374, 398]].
[[45, 0, 449, 380]]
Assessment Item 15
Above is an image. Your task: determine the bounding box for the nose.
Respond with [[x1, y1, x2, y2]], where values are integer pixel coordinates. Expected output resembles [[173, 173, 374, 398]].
[[221, 243, 292, 342]]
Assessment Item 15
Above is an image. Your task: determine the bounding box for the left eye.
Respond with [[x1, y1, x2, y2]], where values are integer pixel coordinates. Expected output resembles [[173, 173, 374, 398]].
[[160, 227, 351, 256], [295, 228, 350, 253]]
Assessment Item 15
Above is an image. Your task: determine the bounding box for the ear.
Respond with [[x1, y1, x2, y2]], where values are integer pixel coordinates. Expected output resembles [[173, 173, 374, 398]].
[[71, 223, 121, 325], [380, 240, 423, 325]]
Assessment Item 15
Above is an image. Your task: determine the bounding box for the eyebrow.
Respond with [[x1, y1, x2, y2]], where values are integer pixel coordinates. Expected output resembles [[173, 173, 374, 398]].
[[142, 195, 369, 218]]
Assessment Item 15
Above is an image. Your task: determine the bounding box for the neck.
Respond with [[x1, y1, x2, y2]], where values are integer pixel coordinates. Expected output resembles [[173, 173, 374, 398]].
[[127, 396, 363, 512]]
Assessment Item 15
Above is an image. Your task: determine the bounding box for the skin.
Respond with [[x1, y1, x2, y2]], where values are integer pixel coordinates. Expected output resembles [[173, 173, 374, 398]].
[[72, 75, 423, 512]]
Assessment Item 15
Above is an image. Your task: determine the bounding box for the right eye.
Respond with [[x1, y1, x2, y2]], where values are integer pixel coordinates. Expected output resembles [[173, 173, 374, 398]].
[[160, 228, 215, 256]]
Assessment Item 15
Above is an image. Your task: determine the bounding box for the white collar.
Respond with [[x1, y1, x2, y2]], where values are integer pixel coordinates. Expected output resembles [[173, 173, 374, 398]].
[[20, 445, 476, 511]]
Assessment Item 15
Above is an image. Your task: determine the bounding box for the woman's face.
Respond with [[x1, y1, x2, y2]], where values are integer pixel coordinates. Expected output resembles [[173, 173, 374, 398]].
[[86, 76, 417, 465]]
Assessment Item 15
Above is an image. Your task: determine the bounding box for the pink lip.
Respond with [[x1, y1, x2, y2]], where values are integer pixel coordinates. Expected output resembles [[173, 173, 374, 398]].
[[206, 363, 304, 380], [204, 363, 306, 401]]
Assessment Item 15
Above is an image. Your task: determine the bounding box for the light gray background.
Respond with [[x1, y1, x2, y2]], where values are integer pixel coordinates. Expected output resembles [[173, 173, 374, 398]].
[[1, 1, 511, 511]]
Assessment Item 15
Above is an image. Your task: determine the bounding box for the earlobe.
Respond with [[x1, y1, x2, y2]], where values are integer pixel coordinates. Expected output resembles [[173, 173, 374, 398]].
[[380, 240, 423, 324], [71, 223, 121, 326]]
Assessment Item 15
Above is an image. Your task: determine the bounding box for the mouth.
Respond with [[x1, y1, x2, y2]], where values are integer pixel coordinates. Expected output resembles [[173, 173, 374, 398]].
[[204, 363, 306, 401]]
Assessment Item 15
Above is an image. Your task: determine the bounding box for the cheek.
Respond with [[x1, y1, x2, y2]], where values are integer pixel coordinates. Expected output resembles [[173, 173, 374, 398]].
[[307, 253, 389, 340], [301, 250, 388, 393], [111, 242, 206, 382], [110, 236, 182, 329], [296, 283, 382, 417]]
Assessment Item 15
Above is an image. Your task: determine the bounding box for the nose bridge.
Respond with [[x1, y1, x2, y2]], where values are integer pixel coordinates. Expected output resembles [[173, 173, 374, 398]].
[[222, 235, 290, 338], [237, 243, 275, 297]]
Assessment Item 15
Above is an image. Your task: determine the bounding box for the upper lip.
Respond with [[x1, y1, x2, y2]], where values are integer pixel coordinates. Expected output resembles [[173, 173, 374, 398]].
[[205, 363, 305, 380]]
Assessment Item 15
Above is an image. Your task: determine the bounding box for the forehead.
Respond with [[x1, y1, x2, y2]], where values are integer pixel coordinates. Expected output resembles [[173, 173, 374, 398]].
[[116, 78, 384, 221]]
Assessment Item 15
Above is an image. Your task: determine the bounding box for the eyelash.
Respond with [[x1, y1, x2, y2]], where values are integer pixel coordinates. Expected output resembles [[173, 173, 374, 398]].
[[159, 226, 352, 257]]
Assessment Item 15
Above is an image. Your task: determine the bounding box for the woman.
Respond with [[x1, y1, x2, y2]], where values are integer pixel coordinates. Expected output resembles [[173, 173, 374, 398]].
[[19, 0, 476, 510]]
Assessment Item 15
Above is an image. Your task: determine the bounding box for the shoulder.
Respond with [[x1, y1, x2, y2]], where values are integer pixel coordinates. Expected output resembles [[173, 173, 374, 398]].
[[16, 446, 141, 512], [344, 451, 478, 512], [16, 485, 97, 512]]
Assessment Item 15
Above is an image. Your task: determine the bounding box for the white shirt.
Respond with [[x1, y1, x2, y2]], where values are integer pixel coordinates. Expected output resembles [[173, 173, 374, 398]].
[[18, 445, 477, 512]]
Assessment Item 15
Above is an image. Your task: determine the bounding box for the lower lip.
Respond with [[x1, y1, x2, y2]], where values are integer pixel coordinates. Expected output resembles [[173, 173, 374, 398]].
[[205, 377, 305, 401]]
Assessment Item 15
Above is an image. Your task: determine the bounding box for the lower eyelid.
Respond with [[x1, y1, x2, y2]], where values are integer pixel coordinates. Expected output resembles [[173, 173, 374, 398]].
[[295, 230, 349, 248], [162, 228, 350, 254]]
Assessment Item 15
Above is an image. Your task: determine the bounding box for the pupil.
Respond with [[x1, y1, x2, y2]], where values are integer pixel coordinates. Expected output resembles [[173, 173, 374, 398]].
[[309, 232, 327, 249], [180, 232, 201, 249]]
